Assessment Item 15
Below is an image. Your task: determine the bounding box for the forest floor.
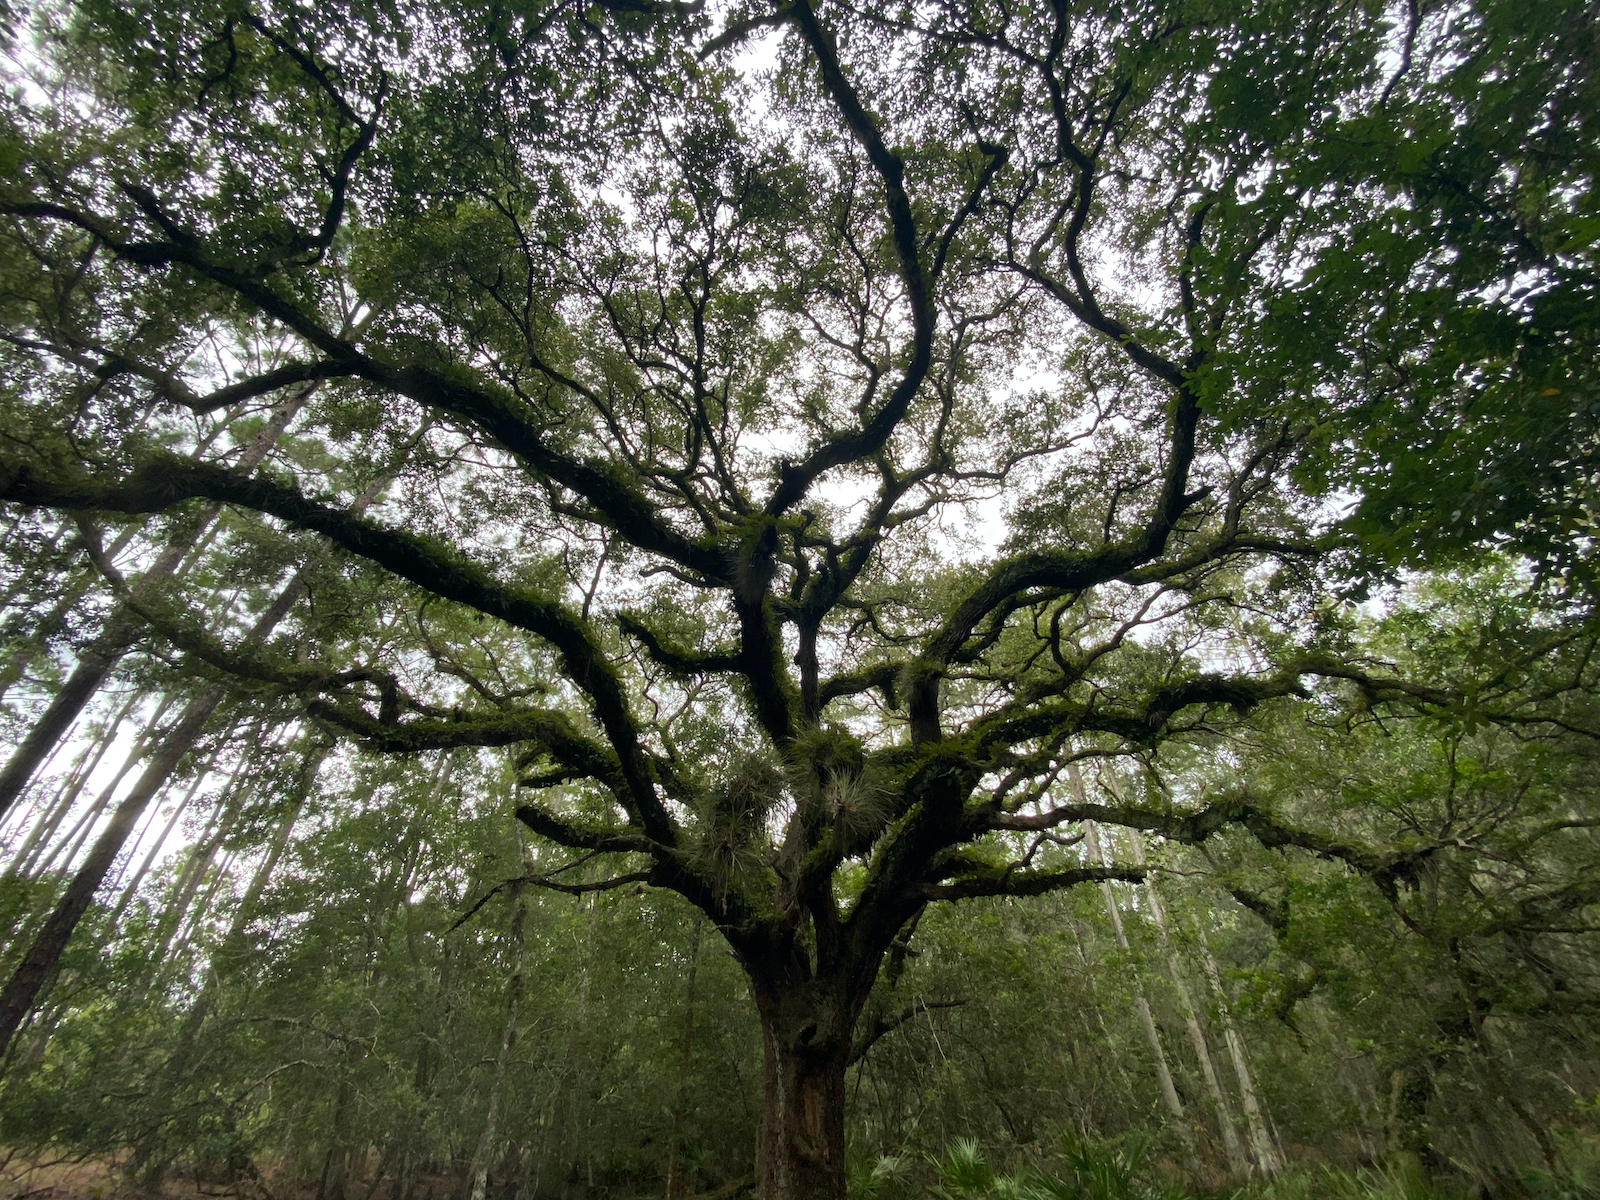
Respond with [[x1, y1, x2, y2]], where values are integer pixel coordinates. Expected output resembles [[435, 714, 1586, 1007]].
[[0, 1156, 278, 1200], [1, 1156, 156, 1200], [0, 1157, 554, 1200], [0, 1156, 319, 1200]]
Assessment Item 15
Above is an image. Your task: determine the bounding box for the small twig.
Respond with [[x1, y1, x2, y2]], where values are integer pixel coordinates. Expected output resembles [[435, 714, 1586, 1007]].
[[849, 998, 967, 1064]]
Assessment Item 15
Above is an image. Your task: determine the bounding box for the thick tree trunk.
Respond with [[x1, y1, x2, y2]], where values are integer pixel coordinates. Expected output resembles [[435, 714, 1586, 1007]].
[[751, 981, 851, 1200]]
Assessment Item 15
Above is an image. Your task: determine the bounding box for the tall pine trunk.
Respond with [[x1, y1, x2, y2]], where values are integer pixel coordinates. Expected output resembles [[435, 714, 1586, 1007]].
[[0, 539, 316, 1058], [6, 685, 142, 874], [108, 745, 223, 920], [467, 888, 529, 1200], [1196, 923, 1283, 1174], [0, 521, 143, 706], [1132, 835, 1249, 1175], [1069, 765, 1191, 1140], [1083, 817, 1191, 1138], [0, 389, 305, 822], [0, 682, 229, 1055], [665, 913, 704, 1200]]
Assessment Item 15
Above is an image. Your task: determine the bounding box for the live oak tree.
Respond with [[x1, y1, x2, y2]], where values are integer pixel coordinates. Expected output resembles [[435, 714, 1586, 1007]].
[[0, 0, 1595, 1196]]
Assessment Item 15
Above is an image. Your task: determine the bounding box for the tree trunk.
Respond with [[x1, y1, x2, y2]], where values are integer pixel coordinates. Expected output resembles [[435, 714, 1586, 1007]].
[[1132, 835, 1249, 1176], [37, 707, 167, 877], [1064, 910, 1141, 1124], [0, 533, 319, 1058], [7, 685, 143, 875], [0, 683, 228, 1057], [109, 716, 247, 916], [152, 736, 323, 1040], [1309, 1002, 1381, 1162], [1195, 923, 1283, 1174], [0, 647, 129, 822], [1083, 819, 1191, 1135], [25, 691, 176, 878], [321, 1076, 356, 1200], [215, 743, 321, 959], [750, 978, 851, 1200], [162, 847, 237, 969], [467, 887, 529, 1200], [0, 521, 142, 707], [0, 387, 305, 822], [666, 913, 704, 1200]]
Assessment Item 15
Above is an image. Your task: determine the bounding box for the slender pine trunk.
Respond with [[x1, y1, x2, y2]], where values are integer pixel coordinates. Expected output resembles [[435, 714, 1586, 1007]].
[[320, 1077, 356, 1200], [38, 701, 172, 877], [219, 742, 320, 954], [108, 750, 216, 919], [162, 848, 237, 970], [666, 913, 704, 1200], [0, 389, 305, 822], [1067, 765, 1192, 1135], [1065, 911, 1141, 1128], [467, 888, 530, 1200], [9, 686, 145, 875], [1131, 835, 1249, 1175], [0, 682, 229, 1056], [150, 807, 229, 964], [0, 522, 143, 706], [0, 529, 318, 1059], [175, 735, 323, 1016], [1196, 922, 1283, 1174], [0, 647, 134, 824]]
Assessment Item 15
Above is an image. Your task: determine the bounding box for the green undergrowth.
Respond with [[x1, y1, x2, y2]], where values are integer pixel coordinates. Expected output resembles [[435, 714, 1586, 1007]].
[[849, 1136, 1600, 1200]]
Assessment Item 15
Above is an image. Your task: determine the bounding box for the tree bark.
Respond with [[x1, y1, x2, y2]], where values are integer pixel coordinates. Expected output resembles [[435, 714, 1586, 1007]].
[[751, 978, 851, 1200], [1131, 835, 1249, 1175], [1083, 818, 1191, 1136], [1195, 923, 1283, 1174]]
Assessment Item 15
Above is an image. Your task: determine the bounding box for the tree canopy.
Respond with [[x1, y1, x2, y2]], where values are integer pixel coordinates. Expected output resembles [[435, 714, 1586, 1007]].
[[0, 0, 1597, 1195]]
